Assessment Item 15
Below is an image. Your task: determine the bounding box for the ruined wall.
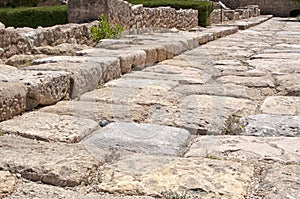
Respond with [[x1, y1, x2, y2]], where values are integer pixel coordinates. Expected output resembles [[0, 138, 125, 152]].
[[209, 5, 260, 24], [68, 0, 198, 30], [221, 0, 300, 17], [0, 22, 96, 59]]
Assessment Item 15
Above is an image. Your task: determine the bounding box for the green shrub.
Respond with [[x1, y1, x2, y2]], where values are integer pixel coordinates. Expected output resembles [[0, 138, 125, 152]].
[[126, 0, 214, 27], [90, 14, 123, 42], [0, 0, 47, 8], [0, 5, 67, 28]]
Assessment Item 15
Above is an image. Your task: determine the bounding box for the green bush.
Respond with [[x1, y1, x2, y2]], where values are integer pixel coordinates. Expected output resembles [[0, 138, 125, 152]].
[[126, 0, 214, 27], [0, 0, 46, 8], [0, 5, 68, 28], [90, 14, 123, 42]]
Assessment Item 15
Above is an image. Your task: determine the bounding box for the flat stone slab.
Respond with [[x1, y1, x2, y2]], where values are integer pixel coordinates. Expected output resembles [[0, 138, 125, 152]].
[[0, 135, 101, 187], [0, 112, 99, 143], [0, 82, 27, 122], [0, 67, 70, 110], [97, 155, 253, 198], [185, 136, 300, 164], [260, 96, 300, 116], [83, 122, 190, 156], [218, 75, 275, 88], [40, 100, 149, 123], [10, 181, 156, 199], [246, 59, 300, 74], [240, 114, 300, 137], [0, 171, 17, 198], [79, 86, 180, 107], [275, 74, 300, 96], [27, 57, 121, 98], [248, 163, 300, 198]]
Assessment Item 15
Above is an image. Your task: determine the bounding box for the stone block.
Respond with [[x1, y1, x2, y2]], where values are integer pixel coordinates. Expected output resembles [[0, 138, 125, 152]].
[[0, 111, 99, 143], [0, 82, 27, 122], [260, 96, 300, 116]]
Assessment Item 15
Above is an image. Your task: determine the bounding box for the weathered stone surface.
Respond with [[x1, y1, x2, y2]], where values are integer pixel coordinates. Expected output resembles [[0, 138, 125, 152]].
[[185, 136, 300, 164], [0, 112, 99, 143], [248, 163, 300, 199], [260, 96, 300, 115], [177, 95, 257, 134], [9, 181, 156, 199], [218, 75, 275, 88], [83, 122, 190, 156], [240, 114, 300, 137], [0, 22, 4, 29], [76, 48, 146, 74], [79, 86, 180, 106], [246, 59, 300, 73], [0, 135, 100, 187], [0, 82, 27, 122], [0, 171, 17, 198], [40, 101, 149, 123], [27, 57, 120, 98], [32, 43, 89, 56], [0, 67, 70, 110], [173, 84, 273, 100], [275, 74, 300, 96], [98, 155, 253, 198], [5, 54, 48, 67]]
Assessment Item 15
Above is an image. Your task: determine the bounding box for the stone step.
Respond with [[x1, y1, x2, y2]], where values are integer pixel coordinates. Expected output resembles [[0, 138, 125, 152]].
[[27, 57, 121, 98], [185, 135, 300, 164], [0, 111, 99, 143], [39, 100, 149, 123], [83, 122, 191, 156], [0, 135, 101, 187], [0, 65, 70, 111], [218, 15, 273, 30], [260, 96, 300, 116]]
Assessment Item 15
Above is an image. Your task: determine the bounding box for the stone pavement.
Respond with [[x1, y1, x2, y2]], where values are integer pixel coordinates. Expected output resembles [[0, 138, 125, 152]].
[[0, 16, 300, 198]]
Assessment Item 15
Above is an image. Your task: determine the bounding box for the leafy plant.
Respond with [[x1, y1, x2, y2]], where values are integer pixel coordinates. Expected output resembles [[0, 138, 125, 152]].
[[221, 115, 242, 135], [90, 14, 123, 42]]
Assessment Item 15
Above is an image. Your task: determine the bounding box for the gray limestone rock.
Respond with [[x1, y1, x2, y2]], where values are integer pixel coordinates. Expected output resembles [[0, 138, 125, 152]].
[[0, 111, 99, 143], [0, 67, 70, 110], [83, 122, 190, 156], [240, 114, 300, 137], [260, 96, 300, 116], [0, 135, 101, 187], [0, 82, 27, 122]]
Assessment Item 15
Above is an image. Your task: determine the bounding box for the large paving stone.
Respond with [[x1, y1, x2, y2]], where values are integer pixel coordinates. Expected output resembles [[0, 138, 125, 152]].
[[260, 96, 300, 116], [9, 181, 156, 199], [0, 112, 99, 143], [0, 82, 27, 122], [0, 171, 17, 198], [251, 53, 300, 59], [27, 57, 121, 98], [0, 135, 101, 187], [218, 75, 275, 88], [0, 67, 70, 110], [76, 48, 146, 74], [173, 84, 273, 100], [248, 163, 300, 199], [40, 100, 149, 123], [185, 136, 300, 164], [240, 114, 300, 137], [246, 59, 300, 73], [97, 155, 253, 198], [275, 74, 300, 96], [83, 122, 190, 156], [177, 95, 257, 134], [79, 86, 180, 106]]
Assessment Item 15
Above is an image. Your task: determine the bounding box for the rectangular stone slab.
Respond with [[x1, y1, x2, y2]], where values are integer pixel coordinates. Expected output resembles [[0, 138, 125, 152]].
[[0, 67, 70, 110], [0, 82, 27, 122], [0, 135, 100, 187], [83, 122, 190, 156], [40, 100, 149, 123], [0, 111, 99, 143], [28, 56, 121, 98]]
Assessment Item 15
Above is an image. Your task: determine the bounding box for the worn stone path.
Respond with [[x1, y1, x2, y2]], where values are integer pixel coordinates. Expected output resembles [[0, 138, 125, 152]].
[[0, 17, 299, 198]]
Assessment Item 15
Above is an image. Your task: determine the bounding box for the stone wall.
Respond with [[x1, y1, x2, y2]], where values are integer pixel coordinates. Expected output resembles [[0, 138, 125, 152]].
[[209, 5, 260, 24], [68, 0, 198, 30], [220, 0, 300, 17], [0, 22, 95, 59]]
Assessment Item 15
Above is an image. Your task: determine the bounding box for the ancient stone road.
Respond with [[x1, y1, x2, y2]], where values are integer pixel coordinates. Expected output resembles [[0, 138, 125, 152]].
[[0, 17, 299, 198]]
